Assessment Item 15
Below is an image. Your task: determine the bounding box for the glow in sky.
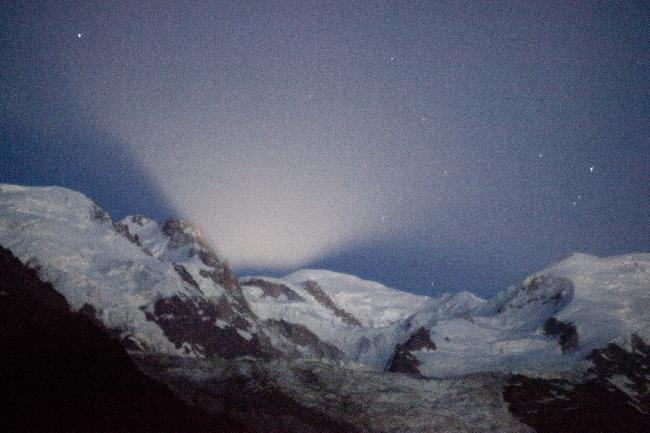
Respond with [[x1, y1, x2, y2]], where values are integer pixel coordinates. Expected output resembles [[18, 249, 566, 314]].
[[2, 1, 648, 294]]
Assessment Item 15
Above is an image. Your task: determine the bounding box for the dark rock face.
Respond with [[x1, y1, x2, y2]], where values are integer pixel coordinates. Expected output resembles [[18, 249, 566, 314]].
[[113, 221, 140, 244], [174, 264, 201, 291], [90, 202, 111, 223], [0, 245, 243, 433], [195, 263, 265, 338], [133, 217, 280, 360], [264, 319, 343, 360], [145, 295, 275, 359], [498, 275, 574, 315], [246, 278, 305, 302], [113, 213, 271, 360], [587, 336, 650, 410], [199, 259, 248, 306], [387, 349, 420, 375], [544, 317, 578, 352], [303, 280, 361, 326], [504, 336, 650, 433], [386, 327, 436, 375], [161, 218, 204, 250]]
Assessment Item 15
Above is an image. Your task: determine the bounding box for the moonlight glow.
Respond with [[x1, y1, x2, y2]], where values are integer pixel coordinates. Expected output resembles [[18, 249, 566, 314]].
[[2, 1, 648, 294]]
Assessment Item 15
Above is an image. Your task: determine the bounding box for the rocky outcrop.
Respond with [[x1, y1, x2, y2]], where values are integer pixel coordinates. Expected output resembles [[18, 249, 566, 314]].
[[587, 336, 650, 410], [303, 280, 361, 326], [173, 264, 200, 290], [264, 319, 343, 360], [246, 278, 305, 302], [115, 214, 349, 362], [161, 218, 207, 250], [162, 220, 255, 317], [496, 275, 574, 315], [543, 317, 578, 352], [386, 327, 436, 374], [504, 336, 650, 433], [144, 294, 275, 359], [0, 245, 243, 433], [113, 221, 140, 244], [90, 201, 112, 223], [118, 214, 280, 360]]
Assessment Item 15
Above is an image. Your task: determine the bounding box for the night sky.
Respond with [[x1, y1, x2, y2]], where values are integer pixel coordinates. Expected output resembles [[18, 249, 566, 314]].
[[2, 1, 649, 297]]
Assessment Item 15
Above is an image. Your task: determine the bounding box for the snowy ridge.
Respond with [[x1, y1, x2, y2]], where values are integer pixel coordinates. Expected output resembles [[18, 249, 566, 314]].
[[118, 216, 226, 299], [241, 271, 485, 368], [244, 254, 650, 377], [282, 269, 437, 327], [412, 253, 650, 377], [240, 274, 401, 366], [0, 184, 361, 362], [1, 184, 648, 379], [0, 185, 183, 353], [0, 184, 273, 359]]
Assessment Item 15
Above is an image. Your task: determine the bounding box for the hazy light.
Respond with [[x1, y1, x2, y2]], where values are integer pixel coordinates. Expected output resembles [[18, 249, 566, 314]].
[[117, 119, 420, 268]]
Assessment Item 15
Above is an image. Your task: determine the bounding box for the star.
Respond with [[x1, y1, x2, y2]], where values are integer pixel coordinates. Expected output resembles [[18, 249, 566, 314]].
[[77, 33, 83, 38], [538, 153, 543, 158], [589, 166, 594, 173]]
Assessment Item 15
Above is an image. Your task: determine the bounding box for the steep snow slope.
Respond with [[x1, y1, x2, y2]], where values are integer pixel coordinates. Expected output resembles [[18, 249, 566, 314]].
[[0, 185, 181, 353], [0, 184, 271, 359], [241, 271, 485, 368], [2, 183, 648, 380], [240, 274, 405, 366], [282, 269, 438, 327], [0, 246, 243, 433], [411, 253, 650, 377], [0, 184, 357, 362]]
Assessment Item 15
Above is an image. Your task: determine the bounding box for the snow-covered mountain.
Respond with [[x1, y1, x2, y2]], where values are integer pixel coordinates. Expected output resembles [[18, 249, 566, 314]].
[[240, 270, 484, 368], [1, 183, 649, 433], [280, 269, 439, 327], [239, 252, 650, 379], [0, 184, 399, 364], [410, 253, 650, 377], [0, 184, 282, 360]]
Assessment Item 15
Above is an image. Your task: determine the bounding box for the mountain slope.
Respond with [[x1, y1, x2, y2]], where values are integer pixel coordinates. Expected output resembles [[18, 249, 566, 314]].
[[240, 271, 485, 369], [2, 183, 649, 432], [408, 252, 650, 377], [0, 184, 363, 363], [0, 245, 242, 433], [282, 269, 438, 327], [0, 184, 281, 360]]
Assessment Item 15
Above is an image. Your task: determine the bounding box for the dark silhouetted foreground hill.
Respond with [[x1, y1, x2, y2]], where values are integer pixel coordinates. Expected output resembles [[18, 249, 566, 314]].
[[0, 246, 242, 433]]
